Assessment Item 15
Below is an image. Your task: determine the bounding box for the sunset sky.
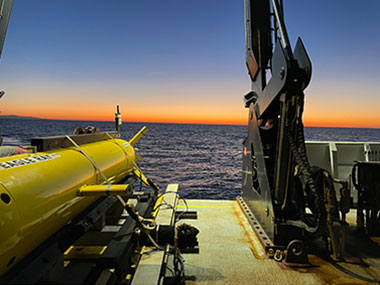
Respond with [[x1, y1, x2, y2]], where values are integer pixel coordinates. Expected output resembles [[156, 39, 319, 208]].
[[0, 1, 379, 127]]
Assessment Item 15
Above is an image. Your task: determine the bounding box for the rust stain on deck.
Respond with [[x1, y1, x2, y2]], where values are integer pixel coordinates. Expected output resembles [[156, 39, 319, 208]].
[[232, 202, 266, 260]]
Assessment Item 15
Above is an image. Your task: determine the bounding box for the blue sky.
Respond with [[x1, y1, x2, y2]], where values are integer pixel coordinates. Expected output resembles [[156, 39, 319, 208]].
[[0, 1, 379, 126]]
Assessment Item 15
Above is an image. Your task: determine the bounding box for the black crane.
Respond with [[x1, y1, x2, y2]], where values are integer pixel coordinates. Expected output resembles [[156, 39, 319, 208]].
[[240, 0, 345, 264]]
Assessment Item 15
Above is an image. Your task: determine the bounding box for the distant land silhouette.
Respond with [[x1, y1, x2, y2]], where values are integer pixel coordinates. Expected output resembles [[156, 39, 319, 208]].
[[0, 114, 43, 120]]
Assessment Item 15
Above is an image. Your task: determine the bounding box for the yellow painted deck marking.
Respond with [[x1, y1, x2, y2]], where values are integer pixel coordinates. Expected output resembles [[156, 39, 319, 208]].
[[176, 204, 231, 209]]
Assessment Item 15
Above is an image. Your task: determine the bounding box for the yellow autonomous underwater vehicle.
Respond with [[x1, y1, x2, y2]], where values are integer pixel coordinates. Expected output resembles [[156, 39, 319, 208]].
[[0, 124, 153, 275]]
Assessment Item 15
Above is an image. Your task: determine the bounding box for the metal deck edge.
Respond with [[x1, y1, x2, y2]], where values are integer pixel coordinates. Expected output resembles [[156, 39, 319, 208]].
[[236, 196, 274, 249]]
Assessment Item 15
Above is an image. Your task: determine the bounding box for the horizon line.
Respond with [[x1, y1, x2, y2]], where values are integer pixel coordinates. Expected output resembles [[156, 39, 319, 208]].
[[1, 114, 380, 129]]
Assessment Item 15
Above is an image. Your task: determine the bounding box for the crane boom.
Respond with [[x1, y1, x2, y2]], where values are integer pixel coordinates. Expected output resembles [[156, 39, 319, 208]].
[[241, 0, 325, 262]]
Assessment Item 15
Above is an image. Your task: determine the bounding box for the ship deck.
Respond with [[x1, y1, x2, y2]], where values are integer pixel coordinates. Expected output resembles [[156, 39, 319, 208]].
[[138, 199, 380, 284]]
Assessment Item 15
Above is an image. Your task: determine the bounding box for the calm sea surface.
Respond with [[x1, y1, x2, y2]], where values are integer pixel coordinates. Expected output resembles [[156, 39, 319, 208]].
[[2, 118, 380, 199]]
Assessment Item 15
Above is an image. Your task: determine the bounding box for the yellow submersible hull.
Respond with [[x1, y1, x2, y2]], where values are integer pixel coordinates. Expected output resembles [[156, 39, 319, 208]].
[[0, 137, 136, 275]]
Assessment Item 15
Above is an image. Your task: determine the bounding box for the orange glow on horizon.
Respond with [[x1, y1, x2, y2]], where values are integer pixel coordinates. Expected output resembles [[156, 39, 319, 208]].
[[303, 119, 380, 129], [2, 87, 380, 128], [303, 112, 380, 129], [1, 109, 248, 125]]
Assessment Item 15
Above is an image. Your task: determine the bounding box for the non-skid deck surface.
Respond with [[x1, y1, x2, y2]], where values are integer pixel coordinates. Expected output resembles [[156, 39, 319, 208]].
[[176, 200, 380, 285]]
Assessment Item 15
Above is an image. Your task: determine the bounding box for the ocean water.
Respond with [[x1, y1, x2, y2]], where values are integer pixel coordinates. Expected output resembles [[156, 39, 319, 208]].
[[2, 118, 380, 199]]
